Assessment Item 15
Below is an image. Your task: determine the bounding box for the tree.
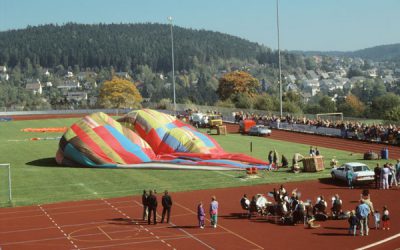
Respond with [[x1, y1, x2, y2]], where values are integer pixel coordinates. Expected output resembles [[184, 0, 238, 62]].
[[337, 94, 365, 117], [384, 106, 400, 122], [318, 96, 336, 113], [98, 77, 142, 109], [217, 71, 260, 100], [371, 93, 400, 118], [253, 94, 278, 111]]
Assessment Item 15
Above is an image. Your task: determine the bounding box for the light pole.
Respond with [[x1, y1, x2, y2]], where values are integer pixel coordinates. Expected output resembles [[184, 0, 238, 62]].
[[168, 16, 176, 114], [276, 0, 283, 117]]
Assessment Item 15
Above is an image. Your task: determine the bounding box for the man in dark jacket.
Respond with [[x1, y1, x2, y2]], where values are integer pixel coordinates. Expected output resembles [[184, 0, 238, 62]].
[[147, 190, 158, 225], [374, 164, 381, 189], [161, 190, 173, 223], [142, 190, 149, 221]]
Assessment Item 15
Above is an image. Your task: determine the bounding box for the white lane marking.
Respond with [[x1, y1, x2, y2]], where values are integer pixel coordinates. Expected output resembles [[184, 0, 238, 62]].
[[38, 205, 79, 249], [134, 200, 216, 250], [355, 232, 400, 250]]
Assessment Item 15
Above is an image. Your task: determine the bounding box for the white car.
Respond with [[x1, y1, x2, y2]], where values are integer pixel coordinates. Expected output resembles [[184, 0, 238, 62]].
[[331, 162, 375, 184], [248, 125, 272, 136]]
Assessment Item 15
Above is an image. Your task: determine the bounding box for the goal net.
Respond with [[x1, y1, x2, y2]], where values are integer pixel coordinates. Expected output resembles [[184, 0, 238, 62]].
[[0, 163, 12, 206], [316, 113, 343, 122]]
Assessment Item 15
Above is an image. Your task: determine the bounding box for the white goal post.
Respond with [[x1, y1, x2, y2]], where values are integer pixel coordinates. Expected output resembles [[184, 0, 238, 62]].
[[0, 163, 12, 203], [316, 112, 343, 121]]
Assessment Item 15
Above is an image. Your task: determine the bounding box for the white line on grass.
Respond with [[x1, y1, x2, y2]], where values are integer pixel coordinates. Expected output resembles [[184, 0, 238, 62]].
[[355, 232, 400, 250]]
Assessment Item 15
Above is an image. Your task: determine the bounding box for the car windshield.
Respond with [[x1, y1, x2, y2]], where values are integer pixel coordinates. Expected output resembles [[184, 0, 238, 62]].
[[352, 165, 370, 172]]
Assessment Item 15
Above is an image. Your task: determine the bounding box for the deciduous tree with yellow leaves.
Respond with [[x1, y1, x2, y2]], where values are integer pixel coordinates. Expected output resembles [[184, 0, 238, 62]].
[[217, 71, 260, 100], [98, 77, 142, 109]]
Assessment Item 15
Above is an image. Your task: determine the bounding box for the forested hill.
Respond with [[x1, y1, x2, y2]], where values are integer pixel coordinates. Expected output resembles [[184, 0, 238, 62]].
[[298, 43, 400, 62], [0, 23, 269, 72], [349, 43, 400, 62]]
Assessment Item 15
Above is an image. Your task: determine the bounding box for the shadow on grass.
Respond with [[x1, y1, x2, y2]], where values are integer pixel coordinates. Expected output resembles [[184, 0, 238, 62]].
[[26, 158, 85, 168], [26, 157, 60, 167]]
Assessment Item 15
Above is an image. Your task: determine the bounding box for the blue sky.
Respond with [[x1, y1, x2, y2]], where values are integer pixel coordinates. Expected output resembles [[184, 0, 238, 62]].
[[0, 0, 399, 51]]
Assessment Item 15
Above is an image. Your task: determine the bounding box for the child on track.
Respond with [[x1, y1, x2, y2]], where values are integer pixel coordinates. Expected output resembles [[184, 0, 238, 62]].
[[197, 202, 205, 229], [374, 210, 381, 229], [382, 206, 390, 230]]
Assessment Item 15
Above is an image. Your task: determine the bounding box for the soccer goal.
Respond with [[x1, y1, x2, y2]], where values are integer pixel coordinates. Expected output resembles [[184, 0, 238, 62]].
[[316, 112, 343, 122], [0, 163, 12, 206]]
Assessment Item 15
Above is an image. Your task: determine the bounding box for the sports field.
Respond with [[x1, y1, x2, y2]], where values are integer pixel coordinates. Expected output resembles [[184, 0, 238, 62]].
[[0, 116, 389, 207], [1, 116, 400, 250]]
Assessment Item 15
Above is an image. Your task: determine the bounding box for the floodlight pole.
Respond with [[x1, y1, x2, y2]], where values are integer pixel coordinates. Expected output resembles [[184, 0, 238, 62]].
[[168, 16, 176, 114], [277, 0, 283, 117]]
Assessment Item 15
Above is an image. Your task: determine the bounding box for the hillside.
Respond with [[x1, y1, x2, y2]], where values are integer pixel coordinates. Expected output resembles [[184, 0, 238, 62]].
[[349, 43, 400, 61], [0, 23, 268, 72], [297, 43, 400, 62]]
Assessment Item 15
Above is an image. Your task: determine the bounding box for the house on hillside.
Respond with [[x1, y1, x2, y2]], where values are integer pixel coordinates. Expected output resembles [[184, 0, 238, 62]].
[[65, 71, 74, 78], [366, 68, 377, 78], [306, 70, 319, 81], [286, 82, 299, 92], [382, 75, 394, 84], [25, 79, 42, 94], [66, 91, 88, 102], [350, 76, 366, 84], [115, 72, 131, 79], [0, 65, 9, 81], [77, 71, 97, 81], [300, 92, 312, 103], [320, 79, 335, 91], [57, 80, 81, 90], [286, 74, 297, 83]]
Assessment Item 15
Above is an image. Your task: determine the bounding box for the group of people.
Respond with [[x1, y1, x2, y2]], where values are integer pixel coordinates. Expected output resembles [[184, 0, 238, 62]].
[[198, 196, 219, 229], [239, 184, 392, 236], [241, 185, 335, 227], [232, 111, 400, 145], [347, 190, 390, 236], [309, 146, 320, 157], [141, 190, 219, 229], [141, 189, 173, 225], [373, 161, 400, 189]]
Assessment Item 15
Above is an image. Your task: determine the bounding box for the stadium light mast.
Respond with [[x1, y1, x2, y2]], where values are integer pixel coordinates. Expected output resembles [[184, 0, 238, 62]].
[[168, 16, 176, 114], [276, 0, 283, 117]]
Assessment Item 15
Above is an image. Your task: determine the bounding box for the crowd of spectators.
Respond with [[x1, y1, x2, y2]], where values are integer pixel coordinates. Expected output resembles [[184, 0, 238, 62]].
[[232, 111, 400, 145]]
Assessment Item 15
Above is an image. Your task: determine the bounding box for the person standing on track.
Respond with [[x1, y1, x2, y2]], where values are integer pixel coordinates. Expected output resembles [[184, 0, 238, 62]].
[[142, 190, 149, 221], [147, 190, 158, 225], [374, 163, 381, 189], [210, 196, 219, 228], [197, 202, 205, 229], [160, 190, 173, 223]]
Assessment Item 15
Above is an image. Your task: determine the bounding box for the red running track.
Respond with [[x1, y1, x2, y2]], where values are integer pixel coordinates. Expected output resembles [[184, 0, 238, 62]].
[[0, 180, 399, 250]]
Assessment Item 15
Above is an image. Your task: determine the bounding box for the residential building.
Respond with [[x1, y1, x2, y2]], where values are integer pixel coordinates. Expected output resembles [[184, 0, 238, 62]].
[[306, 70, 319, 81], [25, 79, 42, 94], [66, 91, 88, 102], [57, 80, 81, 90], [115, 72, 131, 79], [286, 82, 299, 92]]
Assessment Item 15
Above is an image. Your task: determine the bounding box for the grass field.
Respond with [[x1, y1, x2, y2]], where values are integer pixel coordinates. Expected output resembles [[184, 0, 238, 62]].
[[0, 117, 388, 208]]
